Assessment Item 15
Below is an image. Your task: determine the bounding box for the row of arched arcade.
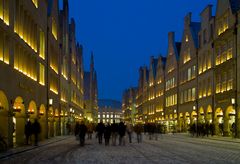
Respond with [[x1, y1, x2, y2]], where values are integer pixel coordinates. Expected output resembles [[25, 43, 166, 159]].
[[152, 105, 240, 136], [0, 90, 81, 148]]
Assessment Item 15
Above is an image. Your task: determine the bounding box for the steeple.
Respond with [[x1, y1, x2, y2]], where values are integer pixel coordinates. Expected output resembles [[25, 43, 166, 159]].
[[90, 52, 94, 74], [63, 0, 69, 16], [91, 52, 94, 67]]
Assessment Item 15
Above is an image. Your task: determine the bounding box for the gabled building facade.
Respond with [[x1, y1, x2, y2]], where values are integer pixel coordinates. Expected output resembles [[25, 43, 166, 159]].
[[178, 13, 200, 131], [164, 32, 181, 131], [0, 0, 90, 149], [84, 54, 98, 123]]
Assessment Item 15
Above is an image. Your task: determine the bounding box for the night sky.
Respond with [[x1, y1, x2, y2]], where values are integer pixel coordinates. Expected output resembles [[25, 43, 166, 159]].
[[66, 0, 217, 101]]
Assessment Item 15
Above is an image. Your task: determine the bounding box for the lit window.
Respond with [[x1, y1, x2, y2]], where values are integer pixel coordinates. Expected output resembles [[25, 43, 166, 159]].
[[39, 63, 45, 85], [32, 0, 38, 8], [52, 18, 57, 40], [192, 88, 196, 101], [0, 33, 9, 64], [0, 0, 9, 25], [39, 30, 45, 59]]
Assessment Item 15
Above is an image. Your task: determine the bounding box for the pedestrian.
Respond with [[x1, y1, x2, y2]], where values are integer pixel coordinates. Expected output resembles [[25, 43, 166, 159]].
[[126, 123, 133, 143], [118, 121, 126, 146], [66, 121, 71, 135], [104, 123, 111, 146], [210, 123, 214, 136], [87, 123, 94, 140], [75, 122, 80, 140], [96, 120, 105, 144], [25, 119, 32, 145], [134, 123, 143, 143], [111, 120, 118, 146], [32, 119, 41, 146], [79, 121, 87, 146]]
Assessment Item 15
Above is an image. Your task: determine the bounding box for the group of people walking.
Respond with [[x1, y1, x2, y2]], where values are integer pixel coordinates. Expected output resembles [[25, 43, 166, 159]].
[[24, 119, 41, 146], [74, 120, 145, 146]]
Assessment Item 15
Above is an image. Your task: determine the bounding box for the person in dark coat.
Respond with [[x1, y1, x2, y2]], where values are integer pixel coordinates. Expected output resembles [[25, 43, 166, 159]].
[[104, 123, 111, 146], [111, 120, 118, 146], [75, 122, 80, 138], [79, 121, 87, 146], [25, 119, 32, 145], [118, 121, 126, 146], [32, 119, 41, 146], [96, 120, 105, 144], [134, 124, 143, 143]]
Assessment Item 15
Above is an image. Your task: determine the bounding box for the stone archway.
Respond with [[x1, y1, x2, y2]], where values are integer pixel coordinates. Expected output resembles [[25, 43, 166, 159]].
[[54, 108, 60, 136], [206, 105, 213, 123], [13, 96, 25, 146], [178, 113, 184, 132], [0, 90, 9, 147], [39, 104, 46, 140], [28, 101, 37, 121], [224, 106, 235, 136], [191, 111, 197, 124], [48, 107, 54, 138], [214, 108, 223, 135], [199, 107, 205, 123]]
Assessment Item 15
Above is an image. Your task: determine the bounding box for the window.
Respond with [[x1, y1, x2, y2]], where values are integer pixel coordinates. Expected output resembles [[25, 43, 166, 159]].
[[14, 43, 37, 81], [188, 89, 191, 102], [183, 48, 191, 64], [0, 33, 9, 64], [0, 0, 9, 25], [187, 68, 191, 81], [192, 88, 196, 101], [14, 2, 37, 52], [52, 18, 57, 40], [32, 0, 38, 8], [227, 40, 233, 60], [227, 70, 233, 91], [39, 63, 45, 85], [39, 30, 45, 59]]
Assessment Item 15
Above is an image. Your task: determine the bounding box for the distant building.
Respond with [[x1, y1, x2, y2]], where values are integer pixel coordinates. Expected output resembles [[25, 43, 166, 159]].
[[122, 87, 137, 124], [98, 99, 122, 124], [84, 54, 98, 122]]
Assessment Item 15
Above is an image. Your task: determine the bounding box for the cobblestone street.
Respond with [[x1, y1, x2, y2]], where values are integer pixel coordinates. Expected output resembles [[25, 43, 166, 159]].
[[1, 134, 240, 164]]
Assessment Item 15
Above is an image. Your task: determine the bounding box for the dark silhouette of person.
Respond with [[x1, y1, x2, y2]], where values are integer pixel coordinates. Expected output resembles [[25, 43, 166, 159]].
[[66, 121, 71, 135], [134, 124, 143, 143], [96, 120, 105, 144], [79, 121, 87, 146], [104, 123, 111, 146], [126, 123, 133, 143], [118, 121, 126, 145], [75, 122, 80, 138], [25, 119, 32, 145], [87, 123, 94, 140], [111, 120, 118, 146], [32, 119, 41, 146]]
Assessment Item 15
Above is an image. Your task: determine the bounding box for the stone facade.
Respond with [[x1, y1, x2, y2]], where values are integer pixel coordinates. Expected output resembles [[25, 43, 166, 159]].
[[122, 87, 137, 124], [0, 0, 88, 148], [131, 0, 240, 137]]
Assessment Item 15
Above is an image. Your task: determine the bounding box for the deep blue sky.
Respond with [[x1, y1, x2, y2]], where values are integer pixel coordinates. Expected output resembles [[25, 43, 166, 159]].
[[66, 0, 217, 101]]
